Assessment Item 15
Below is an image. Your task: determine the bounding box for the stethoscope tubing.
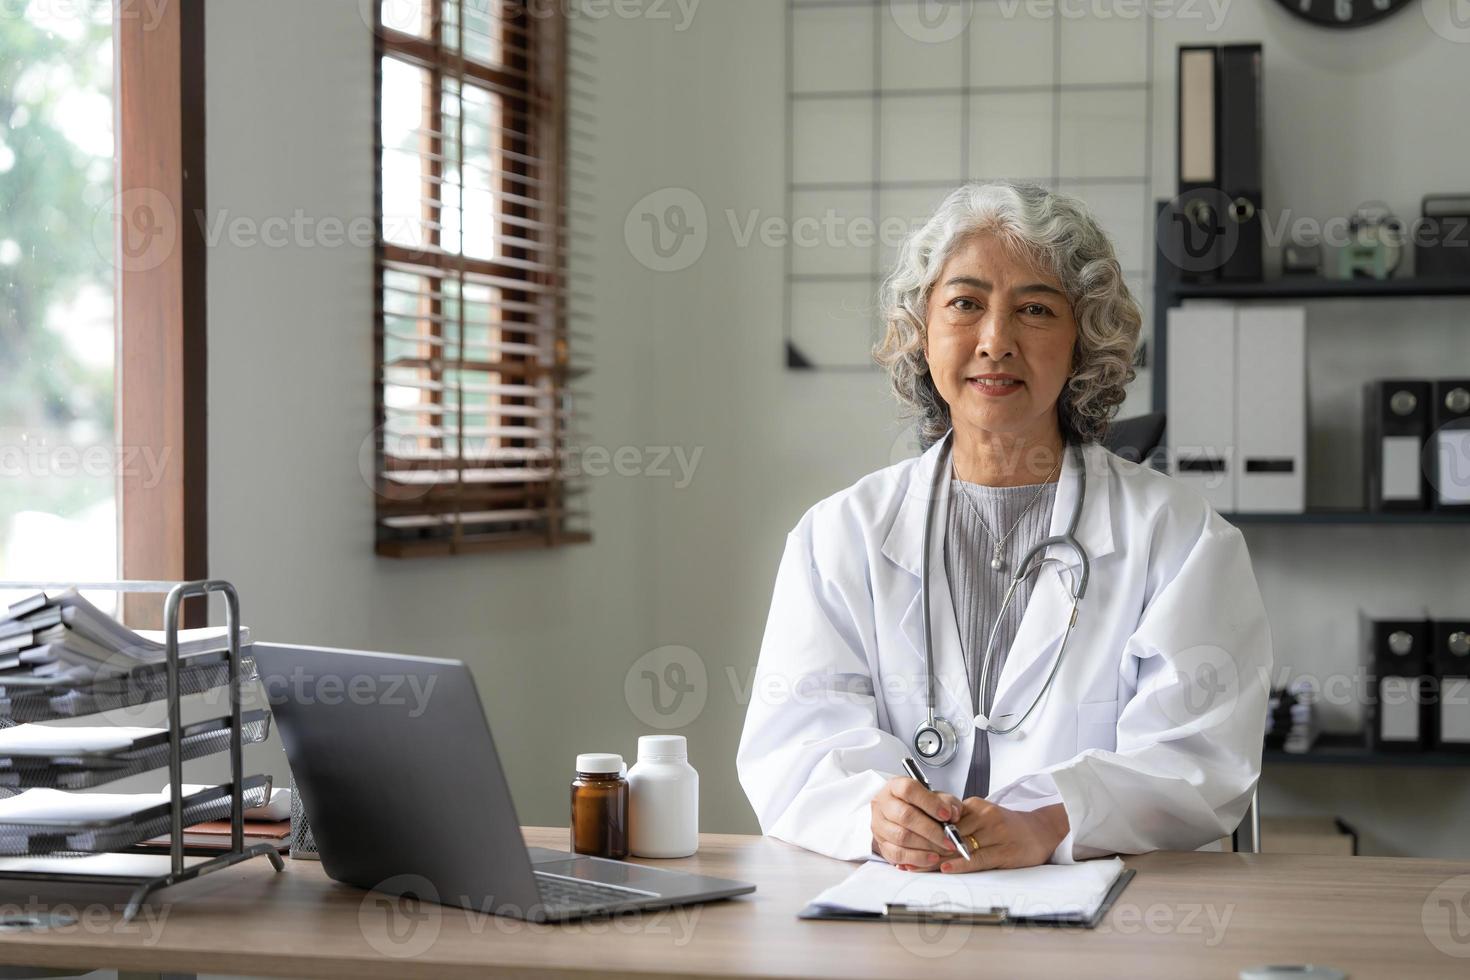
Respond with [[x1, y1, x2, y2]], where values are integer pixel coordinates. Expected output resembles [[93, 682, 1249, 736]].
[[919, 429, 1090, 740]]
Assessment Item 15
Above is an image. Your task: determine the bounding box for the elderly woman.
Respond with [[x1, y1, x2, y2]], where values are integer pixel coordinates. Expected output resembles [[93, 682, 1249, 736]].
[[737, 181, 1272, 871]]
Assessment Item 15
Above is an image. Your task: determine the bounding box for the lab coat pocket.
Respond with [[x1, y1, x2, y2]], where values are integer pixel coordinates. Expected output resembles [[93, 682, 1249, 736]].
[[1076, 699, 1119, 753]]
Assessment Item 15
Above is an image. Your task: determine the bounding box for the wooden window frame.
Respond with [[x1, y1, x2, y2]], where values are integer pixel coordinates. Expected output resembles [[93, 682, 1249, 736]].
[[116, 1, 208, 626], [373, 1, 584, 558]]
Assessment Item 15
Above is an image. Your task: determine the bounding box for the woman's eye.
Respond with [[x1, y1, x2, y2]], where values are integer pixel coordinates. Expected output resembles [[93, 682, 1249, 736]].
[[949, 297, 980, 312], [1022, 303, 1053, 317]]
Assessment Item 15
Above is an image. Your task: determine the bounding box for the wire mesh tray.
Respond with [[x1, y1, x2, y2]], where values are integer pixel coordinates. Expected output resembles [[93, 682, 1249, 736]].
[[0, 711, 272, 791], [0, 650, 256, 723], [0, 776, 272, 857]]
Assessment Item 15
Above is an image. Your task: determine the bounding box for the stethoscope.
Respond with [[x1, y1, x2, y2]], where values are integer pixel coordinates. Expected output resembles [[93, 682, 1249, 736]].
[[911, 430, 1091, 768]]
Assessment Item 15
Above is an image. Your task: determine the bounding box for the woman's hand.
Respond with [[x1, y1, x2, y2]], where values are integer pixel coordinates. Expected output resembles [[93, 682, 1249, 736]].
[[869, 776, 961, 870], [939, 799, 1070, 872]]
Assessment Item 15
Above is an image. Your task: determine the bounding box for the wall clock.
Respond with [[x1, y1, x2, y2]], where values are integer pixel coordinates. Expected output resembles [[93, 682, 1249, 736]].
[[1275, 0, 1414, 28]]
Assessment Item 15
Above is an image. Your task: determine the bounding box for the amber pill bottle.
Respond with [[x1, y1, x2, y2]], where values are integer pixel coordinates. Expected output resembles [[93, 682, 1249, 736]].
[[570, 753, 629, 859]]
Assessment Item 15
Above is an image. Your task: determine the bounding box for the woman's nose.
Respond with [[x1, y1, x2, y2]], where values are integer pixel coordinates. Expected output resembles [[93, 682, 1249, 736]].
[[973, 310, 1018, 359]]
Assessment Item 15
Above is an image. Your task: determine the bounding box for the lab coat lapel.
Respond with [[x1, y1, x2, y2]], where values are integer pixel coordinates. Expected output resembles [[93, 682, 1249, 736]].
[[882, 436, 1119, 726], [988, 440, 1116, 725], [985, 563, 1073, 727], [883, 435, 974, 716]]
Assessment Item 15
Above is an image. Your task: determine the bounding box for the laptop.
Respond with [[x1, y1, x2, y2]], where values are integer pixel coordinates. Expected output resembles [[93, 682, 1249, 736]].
[[252, 643, 755, 923]]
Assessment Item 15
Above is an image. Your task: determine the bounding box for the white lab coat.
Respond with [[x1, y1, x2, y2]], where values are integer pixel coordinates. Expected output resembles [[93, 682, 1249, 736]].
[[736, 434, 1272, 863]]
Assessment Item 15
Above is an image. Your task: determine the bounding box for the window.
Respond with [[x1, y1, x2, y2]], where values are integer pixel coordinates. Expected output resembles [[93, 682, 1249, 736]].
[[0, 3, 117, 610], [374, 0, 584, 557], [0, 2, 207, 627]]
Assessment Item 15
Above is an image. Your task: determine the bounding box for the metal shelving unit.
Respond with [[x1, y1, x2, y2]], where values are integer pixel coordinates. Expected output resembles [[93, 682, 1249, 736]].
[[1265, 733, 1470, 768], [1219, 510, 1470, 525], [0, 580, 285, 923], [1150, 198, 1470, 525], [1169, 275, 1470, 303], [1149, 203, 1470, 778]]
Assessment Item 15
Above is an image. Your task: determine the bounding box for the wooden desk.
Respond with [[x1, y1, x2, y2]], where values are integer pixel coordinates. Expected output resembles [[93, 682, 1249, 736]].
[[0, 828, 1464, 979]]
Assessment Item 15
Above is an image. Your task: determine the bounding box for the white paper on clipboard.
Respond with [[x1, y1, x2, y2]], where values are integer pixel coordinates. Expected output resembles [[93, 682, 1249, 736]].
[[808, 857, 1126, 920]]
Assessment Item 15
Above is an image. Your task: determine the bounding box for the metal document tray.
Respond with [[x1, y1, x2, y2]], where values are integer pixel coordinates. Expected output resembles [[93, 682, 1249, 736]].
[[0, 650, 256, 723], [0, 711, 272, 791], [0, 776, 272, 857]]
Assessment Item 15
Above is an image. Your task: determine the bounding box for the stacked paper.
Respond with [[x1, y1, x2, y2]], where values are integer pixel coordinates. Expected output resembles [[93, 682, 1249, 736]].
[[0, 589, 249, 691]]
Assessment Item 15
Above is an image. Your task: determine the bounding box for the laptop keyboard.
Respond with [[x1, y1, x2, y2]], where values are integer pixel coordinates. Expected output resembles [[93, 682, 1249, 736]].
[[533, 871, 658, 915]]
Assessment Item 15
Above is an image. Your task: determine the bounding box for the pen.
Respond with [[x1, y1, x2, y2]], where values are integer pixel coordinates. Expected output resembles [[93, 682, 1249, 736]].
[[900, 756, 971, 862]]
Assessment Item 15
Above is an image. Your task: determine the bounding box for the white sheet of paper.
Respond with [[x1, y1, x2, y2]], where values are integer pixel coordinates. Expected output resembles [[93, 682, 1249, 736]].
[[0, 852, 211, 877], [242, 787, 291, 821], [809, 857, 1125, 919], [0, 785, 221, 823], [0, 724, 163, 757], [133, 626, 249, 647]]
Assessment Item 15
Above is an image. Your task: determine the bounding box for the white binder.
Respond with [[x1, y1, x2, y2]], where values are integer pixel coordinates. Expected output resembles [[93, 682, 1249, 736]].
[[1167, 303, 1308, 513], [1167, 304, 1236, 511], [1235, 306, 1306, 512]]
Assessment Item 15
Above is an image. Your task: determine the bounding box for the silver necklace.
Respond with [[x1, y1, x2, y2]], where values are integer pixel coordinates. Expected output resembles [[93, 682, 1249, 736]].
[[951, 458, 1060, 571]]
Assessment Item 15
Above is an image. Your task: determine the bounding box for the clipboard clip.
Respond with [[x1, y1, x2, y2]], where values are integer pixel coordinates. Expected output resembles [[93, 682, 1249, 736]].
[[883, 903, 1009, 924]]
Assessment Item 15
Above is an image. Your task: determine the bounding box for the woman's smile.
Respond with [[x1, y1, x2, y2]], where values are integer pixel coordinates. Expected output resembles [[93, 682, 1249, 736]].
[[967, 373, 1025, 397]]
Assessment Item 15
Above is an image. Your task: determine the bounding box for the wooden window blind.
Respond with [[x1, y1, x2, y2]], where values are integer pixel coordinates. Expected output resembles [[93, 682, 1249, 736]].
[[373, 0, 587, 558]]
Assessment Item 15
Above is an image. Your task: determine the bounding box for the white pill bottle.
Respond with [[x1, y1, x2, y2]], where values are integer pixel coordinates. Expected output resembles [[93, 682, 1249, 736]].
[[627, 735, 699, 858]]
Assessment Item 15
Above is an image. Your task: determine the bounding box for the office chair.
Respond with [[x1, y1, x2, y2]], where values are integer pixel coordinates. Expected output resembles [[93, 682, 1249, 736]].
[[1102, 411, 1166, 464]]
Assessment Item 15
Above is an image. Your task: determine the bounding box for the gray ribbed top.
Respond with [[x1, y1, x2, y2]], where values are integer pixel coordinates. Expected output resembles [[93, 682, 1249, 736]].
[[944, 475, 1058, 798]]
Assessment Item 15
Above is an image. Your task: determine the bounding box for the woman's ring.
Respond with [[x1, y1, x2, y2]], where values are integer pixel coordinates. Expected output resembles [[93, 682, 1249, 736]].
[[966, 834, 979, 853]]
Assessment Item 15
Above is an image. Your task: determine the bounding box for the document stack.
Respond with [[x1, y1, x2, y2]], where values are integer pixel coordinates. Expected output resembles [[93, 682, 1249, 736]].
[[1283, 678, 1320, 754], [1264, 688, 1289, 750], [0, 580, 283, 924], [0, 588, 248, 694], [1265, 679, 1319, 754]]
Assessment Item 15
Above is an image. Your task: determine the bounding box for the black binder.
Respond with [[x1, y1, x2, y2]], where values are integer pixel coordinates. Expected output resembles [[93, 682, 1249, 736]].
[[1363, 617, 1431, 752], [1416, 195, 1470, 278], [1431, 379, 1470, 511], [1364, 380, 1431, 511], [1172, 45, 1224, 281], [1218, 44, 1263, 282], [1432, 620, 1470, 753]]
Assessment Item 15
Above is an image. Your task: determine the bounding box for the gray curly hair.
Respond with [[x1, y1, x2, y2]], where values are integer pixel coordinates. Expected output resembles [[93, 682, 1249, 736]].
[[874, 181, 1141, 448]]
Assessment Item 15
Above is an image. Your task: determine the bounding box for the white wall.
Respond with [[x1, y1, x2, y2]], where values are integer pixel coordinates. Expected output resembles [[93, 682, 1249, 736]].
[[204, 0, 1470, 856]]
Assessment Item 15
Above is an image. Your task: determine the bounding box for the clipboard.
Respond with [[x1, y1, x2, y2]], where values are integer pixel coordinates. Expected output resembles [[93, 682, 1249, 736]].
[[797, 868, 1135, 929]]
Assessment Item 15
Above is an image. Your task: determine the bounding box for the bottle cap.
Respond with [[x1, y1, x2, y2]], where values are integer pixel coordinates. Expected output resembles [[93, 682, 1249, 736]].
[[576, 753, 624, 774], [637, 735, 688, 762]]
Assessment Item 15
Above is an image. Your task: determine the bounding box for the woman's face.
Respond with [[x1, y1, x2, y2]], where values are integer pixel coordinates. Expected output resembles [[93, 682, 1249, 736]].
[[923, 233, 1079, 444]]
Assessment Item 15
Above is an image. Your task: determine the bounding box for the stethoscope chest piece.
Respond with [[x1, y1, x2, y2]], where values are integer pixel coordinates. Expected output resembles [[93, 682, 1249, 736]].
[[911, 717, 958, 768]]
